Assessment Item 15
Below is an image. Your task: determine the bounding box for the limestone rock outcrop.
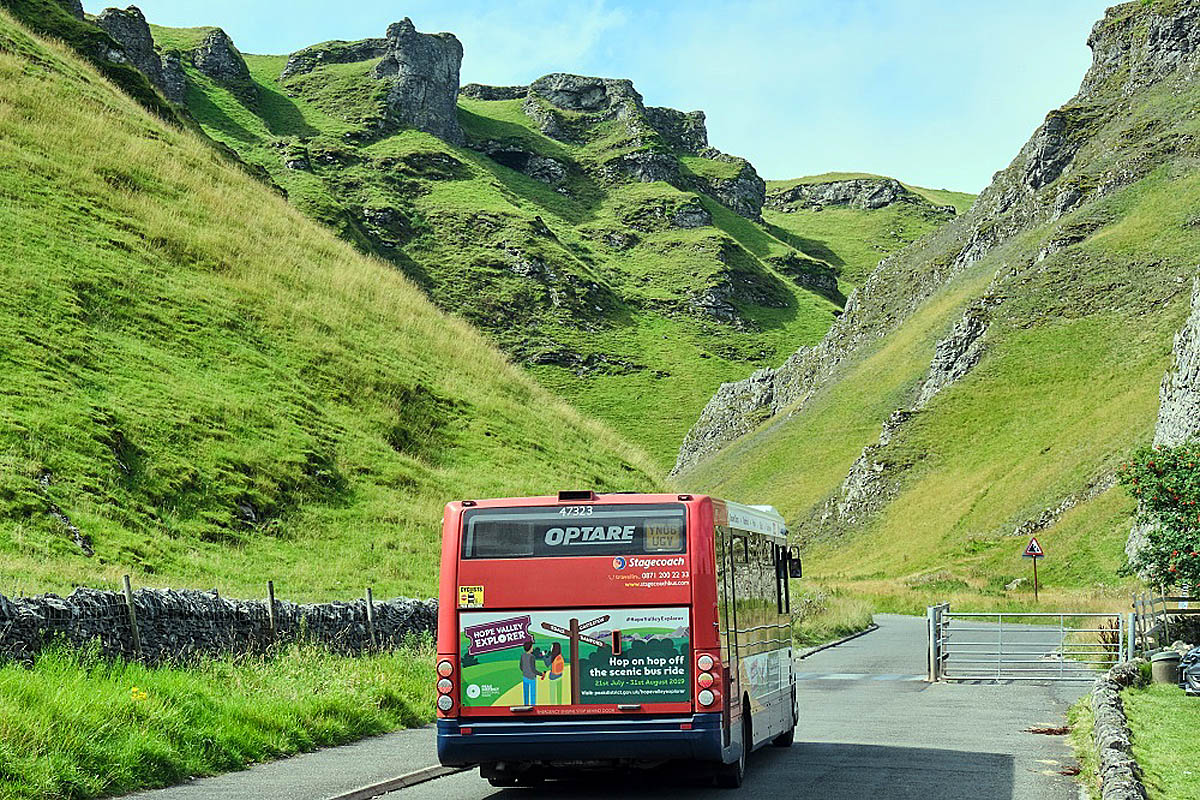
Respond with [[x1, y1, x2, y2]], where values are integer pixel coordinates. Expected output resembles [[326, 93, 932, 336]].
[[1153, 276, 1200, 448], [460, 83, 529, 101], [192, 28, 255, 103], [699, 158, 766, 221], [372, 19, 463, 144], [159, 50, 187, 104], [58, 0, 84, 20], [95, 6, 192, 104], [1127, 275, 1200, 566], [767, 177, 932, 212], [280, 38, 389, 81], [644, 106, 709, 154]]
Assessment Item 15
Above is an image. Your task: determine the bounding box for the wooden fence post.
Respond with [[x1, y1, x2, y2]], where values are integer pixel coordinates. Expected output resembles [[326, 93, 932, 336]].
[[122, 574, 143, 660], [267, 580, 277, 640], [365, 587, 376, 651]]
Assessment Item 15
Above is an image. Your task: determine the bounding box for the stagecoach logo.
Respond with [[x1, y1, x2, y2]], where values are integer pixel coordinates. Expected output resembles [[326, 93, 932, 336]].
[[543, 525, 636, 547], [612, 556, 626, 570]]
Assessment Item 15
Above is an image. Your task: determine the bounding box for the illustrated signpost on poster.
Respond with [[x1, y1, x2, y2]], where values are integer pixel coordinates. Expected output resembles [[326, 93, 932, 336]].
[[540, 615, 609, 705]]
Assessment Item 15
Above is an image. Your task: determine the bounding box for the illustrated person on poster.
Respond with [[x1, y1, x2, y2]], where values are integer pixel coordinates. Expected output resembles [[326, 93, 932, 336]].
[[543, 642, 565, 704], [519, 641, 544, 704]]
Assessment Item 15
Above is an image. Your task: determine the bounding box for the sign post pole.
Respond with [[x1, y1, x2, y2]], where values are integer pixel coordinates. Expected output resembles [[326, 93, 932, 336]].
[[568, 618, 580, 705], [1022, 537, 1045, 603], [1033, 556, 1039, 603]]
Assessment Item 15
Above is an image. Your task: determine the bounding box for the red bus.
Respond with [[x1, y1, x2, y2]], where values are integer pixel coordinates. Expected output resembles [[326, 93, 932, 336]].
[[435, 491, 801, 787]]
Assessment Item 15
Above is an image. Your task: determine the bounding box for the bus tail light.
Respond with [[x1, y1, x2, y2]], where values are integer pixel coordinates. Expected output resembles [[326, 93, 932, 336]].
[[436, 657, 457, 716], [695, 651, 722, 709]]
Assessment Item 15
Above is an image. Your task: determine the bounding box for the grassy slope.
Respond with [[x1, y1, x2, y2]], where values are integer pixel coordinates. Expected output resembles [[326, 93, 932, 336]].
[[0, 643, 433, 800], [1123, 683, 1200, 800], [0, 12, 659, 600], [764, 174, 976, 289], [155, 36, 955, 470], [768, 172, 976, 213], [680, 49, 1200, 611]]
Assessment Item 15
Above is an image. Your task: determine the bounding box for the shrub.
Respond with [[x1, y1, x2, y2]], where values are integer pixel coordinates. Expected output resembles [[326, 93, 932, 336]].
[[1119, 440, 1200, 588]]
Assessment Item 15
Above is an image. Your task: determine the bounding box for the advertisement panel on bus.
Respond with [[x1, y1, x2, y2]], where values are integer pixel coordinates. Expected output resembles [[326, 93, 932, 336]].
[[458, 607, 690, 709]]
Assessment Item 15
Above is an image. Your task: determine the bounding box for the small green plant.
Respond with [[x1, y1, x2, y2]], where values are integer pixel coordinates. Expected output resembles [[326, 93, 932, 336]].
[[1119, 440, 1200, 588]]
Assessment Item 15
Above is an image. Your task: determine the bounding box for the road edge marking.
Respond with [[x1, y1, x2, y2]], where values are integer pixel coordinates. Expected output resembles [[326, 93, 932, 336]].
[[797, 622, 879, 660], [325, 765, 467, 800]]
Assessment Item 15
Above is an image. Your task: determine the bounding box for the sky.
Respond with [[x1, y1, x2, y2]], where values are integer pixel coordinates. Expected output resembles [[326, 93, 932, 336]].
[[95, 0, 1111, 193]]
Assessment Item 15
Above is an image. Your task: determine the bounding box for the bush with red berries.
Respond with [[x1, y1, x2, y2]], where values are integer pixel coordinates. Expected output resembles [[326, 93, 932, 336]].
[[1119, 441, 1200, 588]]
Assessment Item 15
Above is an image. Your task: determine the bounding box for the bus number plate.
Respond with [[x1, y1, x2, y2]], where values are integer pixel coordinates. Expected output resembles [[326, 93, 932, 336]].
[[644, 522, 683, 552]]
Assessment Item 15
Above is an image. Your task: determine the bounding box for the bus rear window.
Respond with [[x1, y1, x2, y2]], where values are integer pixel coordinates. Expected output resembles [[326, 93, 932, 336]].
[[461, 504, 686, 559]]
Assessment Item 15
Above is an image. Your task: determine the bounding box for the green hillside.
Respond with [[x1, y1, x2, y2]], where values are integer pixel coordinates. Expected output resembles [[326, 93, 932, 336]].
[[124, 16, 967, 470], [0, 9, 659, 600], [764, 185, 967, 290], [677, 0, 1200, 610]]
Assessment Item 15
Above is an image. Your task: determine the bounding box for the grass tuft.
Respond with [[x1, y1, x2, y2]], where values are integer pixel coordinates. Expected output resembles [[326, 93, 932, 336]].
[[0, 640, 435, 800]]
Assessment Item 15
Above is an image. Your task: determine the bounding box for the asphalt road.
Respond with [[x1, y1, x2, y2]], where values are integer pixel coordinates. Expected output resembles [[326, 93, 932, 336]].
[[388, 614, 1087, 800]]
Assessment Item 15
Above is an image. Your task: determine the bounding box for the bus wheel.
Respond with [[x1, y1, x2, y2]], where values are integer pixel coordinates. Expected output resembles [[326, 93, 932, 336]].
[[772, 725, 795, 747], [715, 712, 749, 788], [486, 777, 517, 788]]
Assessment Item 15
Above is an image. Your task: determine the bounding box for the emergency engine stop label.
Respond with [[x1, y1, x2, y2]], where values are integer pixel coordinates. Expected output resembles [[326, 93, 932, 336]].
[[457, 607, 690, 708]]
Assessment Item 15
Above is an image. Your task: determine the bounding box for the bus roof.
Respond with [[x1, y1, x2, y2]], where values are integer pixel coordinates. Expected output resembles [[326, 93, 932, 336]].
[[446, 493, 788, 539], [724, 501, 786, 539]]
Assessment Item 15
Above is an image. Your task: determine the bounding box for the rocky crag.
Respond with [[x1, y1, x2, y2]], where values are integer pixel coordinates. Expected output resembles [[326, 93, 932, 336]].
[[1126, 274, 1200, 564], [766, 176, 955, 215], [676, 0, 1200, 586]]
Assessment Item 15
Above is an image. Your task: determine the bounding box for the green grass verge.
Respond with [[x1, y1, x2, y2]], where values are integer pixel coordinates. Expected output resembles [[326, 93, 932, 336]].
[[1068, 695, 1100, 800], [0, 641, 434, 800], [790, 585, 875, 647], [1123, 683, 1200, 800]]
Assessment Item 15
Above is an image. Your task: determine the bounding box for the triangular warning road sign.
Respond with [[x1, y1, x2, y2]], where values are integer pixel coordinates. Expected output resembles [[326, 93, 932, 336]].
[[1023, 536, 1044, 558]]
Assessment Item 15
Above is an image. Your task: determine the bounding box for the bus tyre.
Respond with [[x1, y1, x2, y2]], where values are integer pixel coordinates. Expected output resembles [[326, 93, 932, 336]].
[[486, 777, 516, 788], [772, 725, 795, 747], [715, 713, 749, 788]]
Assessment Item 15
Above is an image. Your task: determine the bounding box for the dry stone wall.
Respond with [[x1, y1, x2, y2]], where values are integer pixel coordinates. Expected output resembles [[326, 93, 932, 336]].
[[0, 587, 436, 664]]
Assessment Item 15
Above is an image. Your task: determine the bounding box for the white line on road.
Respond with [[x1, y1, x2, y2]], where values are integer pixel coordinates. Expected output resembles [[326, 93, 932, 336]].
[[325, 765, 467, 800]]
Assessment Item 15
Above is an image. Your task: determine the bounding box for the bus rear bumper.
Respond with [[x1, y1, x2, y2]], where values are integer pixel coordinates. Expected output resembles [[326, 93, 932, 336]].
[[437, 713, 724, 766]]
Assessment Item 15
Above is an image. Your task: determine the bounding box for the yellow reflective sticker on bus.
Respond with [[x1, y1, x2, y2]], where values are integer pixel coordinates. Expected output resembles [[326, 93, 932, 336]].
[[458, 585, 484, 608]]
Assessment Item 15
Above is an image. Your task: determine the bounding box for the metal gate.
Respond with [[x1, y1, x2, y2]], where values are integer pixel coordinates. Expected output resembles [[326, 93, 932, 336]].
[[927, 604, 1134, 681]]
